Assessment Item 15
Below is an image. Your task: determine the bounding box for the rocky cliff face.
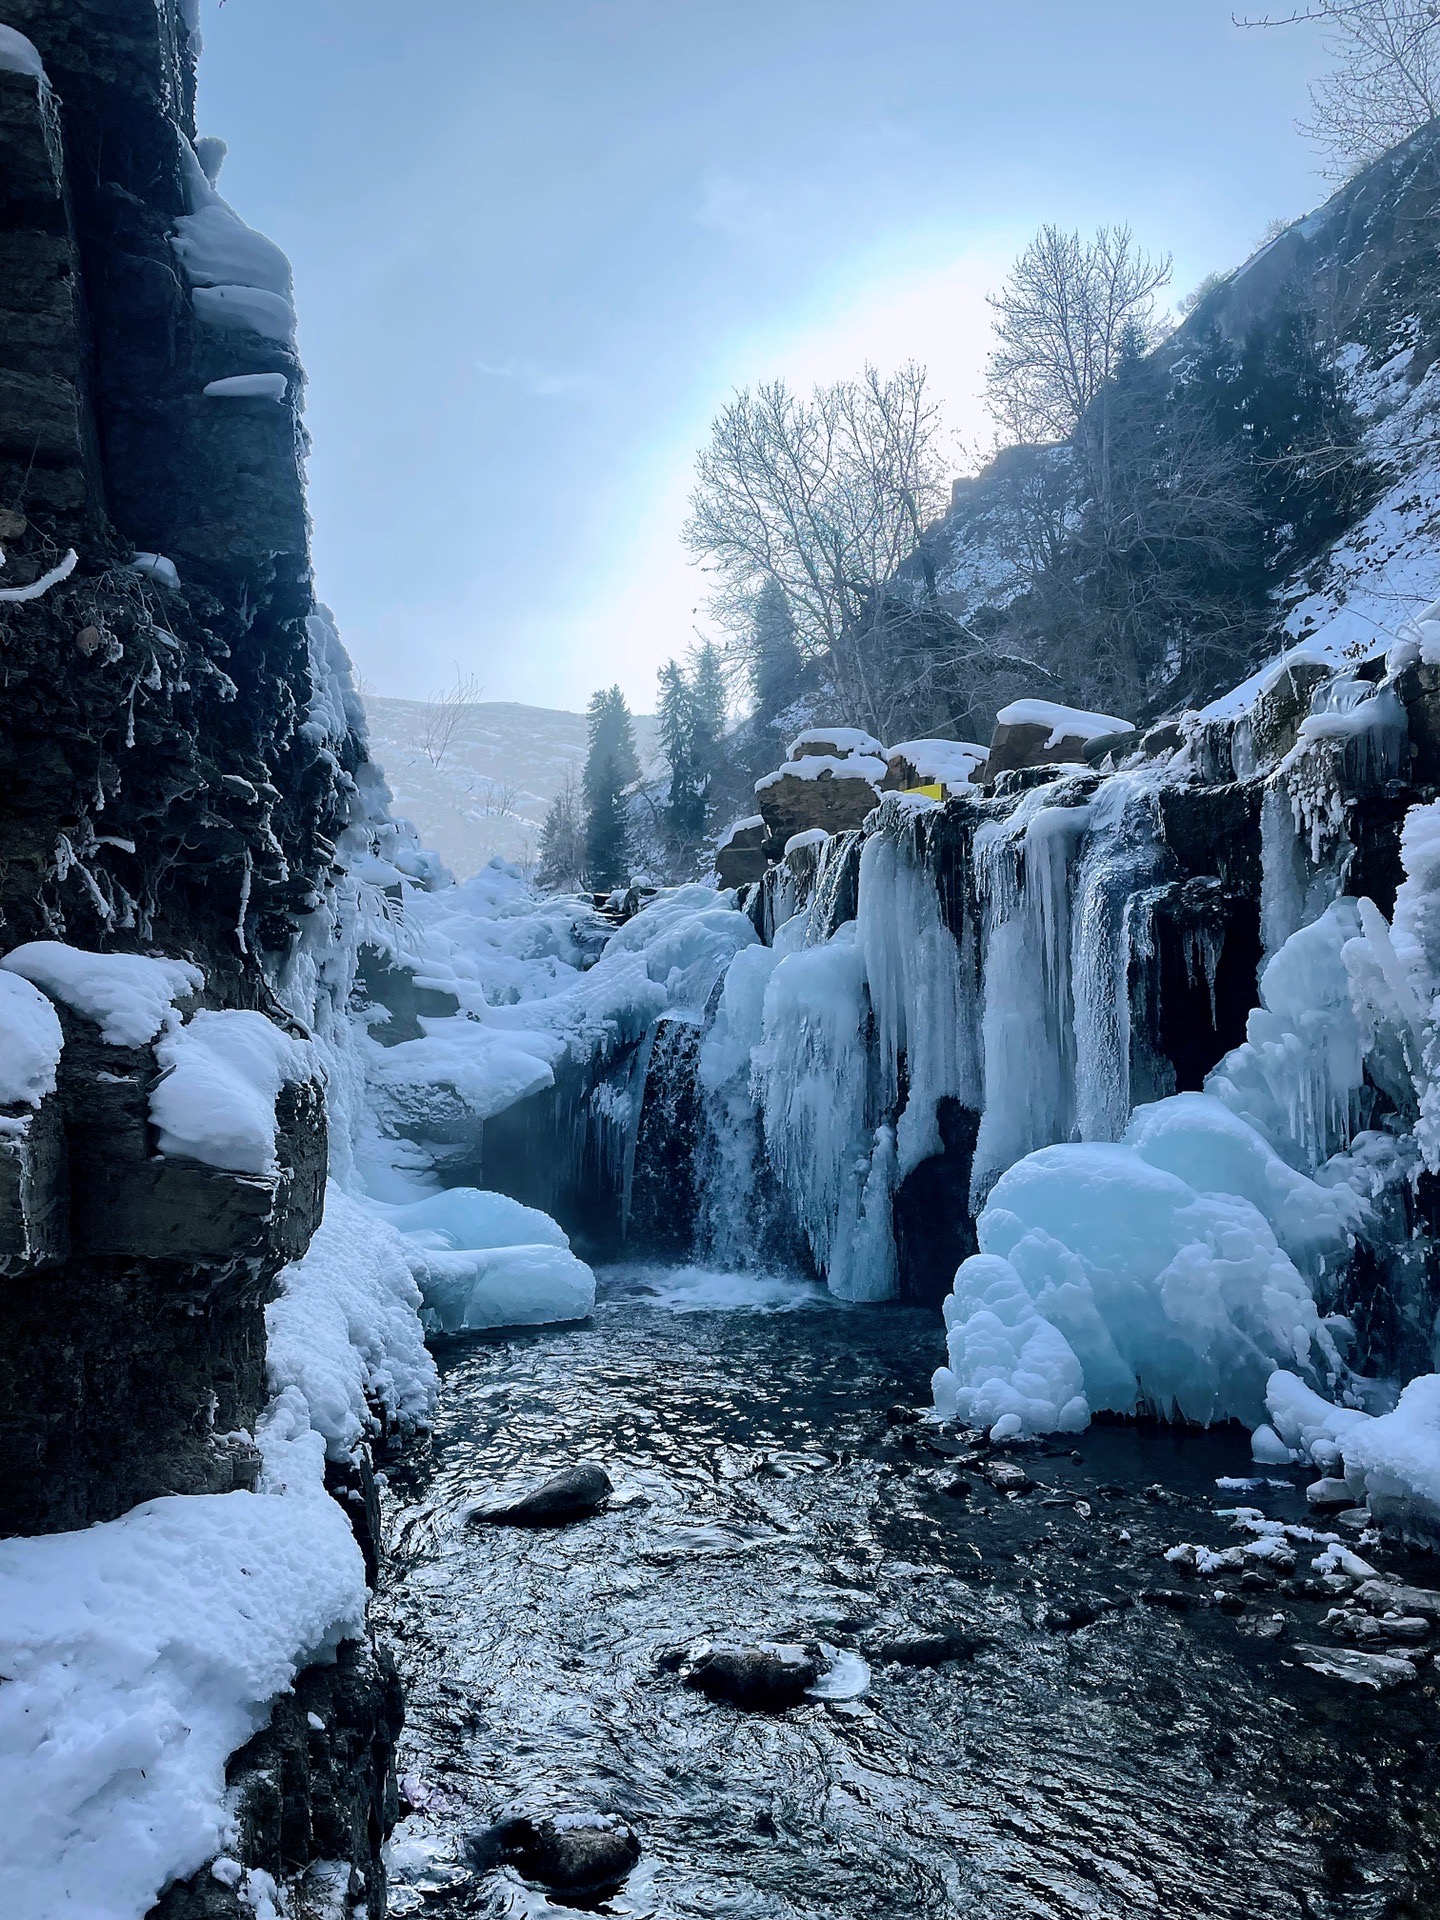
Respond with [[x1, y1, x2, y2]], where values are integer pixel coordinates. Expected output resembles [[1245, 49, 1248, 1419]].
[[0, 7, 400, 1913]]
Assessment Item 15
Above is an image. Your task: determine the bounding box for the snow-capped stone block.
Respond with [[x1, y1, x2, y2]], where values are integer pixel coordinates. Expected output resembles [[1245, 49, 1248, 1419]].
[[883, 739, 988, 793], [985, 699, 1134, 778], [753, 755, 883, 849], [715, 815, 768, 890], [787, 726, 886, 761]]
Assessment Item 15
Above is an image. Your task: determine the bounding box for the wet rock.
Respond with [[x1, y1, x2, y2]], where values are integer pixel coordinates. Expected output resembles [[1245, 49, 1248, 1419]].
[[985, 1461, 1031, 1493], [1042, 1601, 1098, 1632], [1216, 1590, 1247, 1614], [942, 1476, 972, 1498], [464, 1813, 641, 1895], [1354, 1577, 1440, 1620], [871, 1628, 981, 1667], [1294, 1643, 1419, 1690], [1140, 1588, 1192, 1611], [686, 1642, 819, 1709], [886, 1404, 922, 1426], [478, 1463, 613, 1526]]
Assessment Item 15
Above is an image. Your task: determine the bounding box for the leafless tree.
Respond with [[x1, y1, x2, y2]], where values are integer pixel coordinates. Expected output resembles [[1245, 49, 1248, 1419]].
[[683, 363, 949, 733], [1239, 1, 1440, 173], [985, 226, 1172, 448], [469, 775, 520, 819], [419, 668, 481, 768]]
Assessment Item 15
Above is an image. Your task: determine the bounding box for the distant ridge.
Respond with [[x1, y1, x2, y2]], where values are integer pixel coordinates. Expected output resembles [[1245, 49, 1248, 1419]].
[[363, 696, 658, 878]]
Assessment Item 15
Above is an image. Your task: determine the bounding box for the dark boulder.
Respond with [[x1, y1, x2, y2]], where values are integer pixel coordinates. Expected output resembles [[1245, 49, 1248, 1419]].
[[465, 1814, 641, 1896], [477, 1462, 613, 1526], [685, 1641, 819, 1710], [871, 1628, 982, 1667]]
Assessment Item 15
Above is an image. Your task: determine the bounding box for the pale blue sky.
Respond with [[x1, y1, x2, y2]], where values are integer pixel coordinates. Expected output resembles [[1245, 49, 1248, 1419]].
[[197, 1, 1333, 711]]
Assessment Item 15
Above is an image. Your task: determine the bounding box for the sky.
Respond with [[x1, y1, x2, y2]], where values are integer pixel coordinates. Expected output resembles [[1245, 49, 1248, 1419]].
[[196, 1, 1337, 713]]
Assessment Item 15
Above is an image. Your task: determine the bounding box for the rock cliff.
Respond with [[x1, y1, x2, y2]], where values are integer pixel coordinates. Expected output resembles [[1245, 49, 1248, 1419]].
[[0, 6, 401, 1914]]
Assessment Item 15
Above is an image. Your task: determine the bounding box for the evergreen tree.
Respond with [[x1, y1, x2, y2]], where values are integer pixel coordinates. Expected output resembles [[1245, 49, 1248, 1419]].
[[749, 578, 803, 712], [657, 660, 704, 853], [688, 642, 727, 788], [537, 771, 585, 891], [582, 685, 639, 890]]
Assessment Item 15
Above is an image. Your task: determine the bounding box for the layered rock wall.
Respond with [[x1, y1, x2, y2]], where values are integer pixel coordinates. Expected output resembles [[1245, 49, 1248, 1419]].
[[0, 8, 400, 1913]]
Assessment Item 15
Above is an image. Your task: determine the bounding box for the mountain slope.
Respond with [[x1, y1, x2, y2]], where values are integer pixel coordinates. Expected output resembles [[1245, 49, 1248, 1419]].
[[363, 697, 658, 878]]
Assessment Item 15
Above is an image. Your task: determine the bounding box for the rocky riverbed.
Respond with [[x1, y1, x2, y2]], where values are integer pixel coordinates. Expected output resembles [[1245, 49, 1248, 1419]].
[[376, 1269, 1440, 1919]]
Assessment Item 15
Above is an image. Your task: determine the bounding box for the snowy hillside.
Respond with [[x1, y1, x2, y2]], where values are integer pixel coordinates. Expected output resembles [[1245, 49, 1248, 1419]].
[[363, 696, 658, 878]]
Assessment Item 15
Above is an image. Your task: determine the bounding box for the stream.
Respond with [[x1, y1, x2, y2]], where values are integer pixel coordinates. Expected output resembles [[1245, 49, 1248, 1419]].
[[376, 1266, 1440, 1920]]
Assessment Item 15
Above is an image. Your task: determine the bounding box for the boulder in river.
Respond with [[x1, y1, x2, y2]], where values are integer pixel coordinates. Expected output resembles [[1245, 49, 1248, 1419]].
[[871, 1627, 982, 1666], [464, 1812, 640, 1894], [685, 1641, 819, 1709], [475, 1462, 613, 1526]]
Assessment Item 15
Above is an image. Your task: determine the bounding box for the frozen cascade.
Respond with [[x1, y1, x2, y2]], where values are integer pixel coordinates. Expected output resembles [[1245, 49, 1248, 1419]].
[[751, 922, 898, 1300], [858, 803, 980, 1175], [1207, 899, 1370, 1172], [971, 780, 1094, 1199], [1070, 774, 1170, 1144]]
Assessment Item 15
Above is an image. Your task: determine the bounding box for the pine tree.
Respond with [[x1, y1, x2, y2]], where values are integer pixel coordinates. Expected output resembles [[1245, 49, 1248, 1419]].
[[582, 685, 639, 890], [688, 642, 727, 788], [657, 660, 704, 853], [537, 771, 585, 891], [749, 578, 803, 712]]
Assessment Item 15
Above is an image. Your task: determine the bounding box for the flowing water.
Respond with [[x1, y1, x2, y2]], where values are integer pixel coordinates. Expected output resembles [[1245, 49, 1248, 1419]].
[[377, 1267, 1440, 1920]]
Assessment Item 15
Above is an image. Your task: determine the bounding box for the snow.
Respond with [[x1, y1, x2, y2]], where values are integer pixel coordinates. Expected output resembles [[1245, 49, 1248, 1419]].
[[716, 814, 764, 852], [192, 284, 297, 344], [203, 373, 288, 401], [415, 1241, 596, 1333], [784, 828, 829, 855], [266, 1185, 436, 1461], [0, 1436, 365, 1920], [0, 550, 77, 603], [129, 553, 180, 590], [0, 25, 44, 77], [302, 603, 369, 756], [151, 1009, 316, 1175], [888, 738, 988, 787], [1198, 638, 1346, 724], [0, 972, 62, 1109], [755, 754, 887, 791], [787, 727, 886, 759], [365, 1020, 559, 1125], [1, 942, 203, 1046], [374, 1185, 569, 1252], [994, 699, 1133, 745], [1263, 1369, 1440, 1546]]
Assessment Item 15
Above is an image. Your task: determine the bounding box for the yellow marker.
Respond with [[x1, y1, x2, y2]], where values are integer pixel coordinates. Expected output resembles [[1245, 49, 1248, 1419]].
[[901, 782, 945, 801]]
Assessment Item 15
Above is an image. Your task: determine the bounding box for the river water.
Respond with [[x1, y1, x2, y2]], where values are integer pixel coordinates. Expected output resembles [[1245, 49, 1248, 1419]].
[[376, 1266, 1440, 1920]]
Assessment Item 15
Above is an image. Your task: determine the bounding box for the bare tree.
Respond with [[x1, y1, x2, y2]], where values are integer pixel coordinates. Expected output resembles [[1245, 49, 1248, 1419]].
[[469, 775, 520, 818], [985, 226, 1172, 447], [683, 364, 948, 732], [419, 667, 481, 768], [1240, 2, 1440, 173]]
